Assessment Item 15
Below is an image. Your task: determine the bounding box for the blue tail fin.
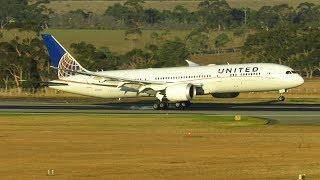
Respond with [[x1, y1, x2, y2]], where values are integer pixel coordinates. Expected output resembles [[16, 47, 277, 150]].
[[42, 34, 67, 68], [42, 34, 88, 79]]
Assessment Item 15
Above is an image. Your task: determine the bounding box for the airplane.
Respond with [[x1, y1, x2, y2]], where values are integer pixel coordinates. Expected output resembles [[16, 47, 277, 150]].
[[42, 34, 304, 110]]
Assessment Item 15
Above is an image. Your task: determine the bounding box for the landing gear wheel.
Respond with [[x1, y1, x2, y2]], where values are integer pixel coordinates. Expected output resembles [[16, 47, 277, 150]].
[[153, 101, 168, 110], [181, 101, 191, 108], [153, 102, 160, 110], [175, 102, 182, 109], [278, 96, 285, 102], [175, 101, 191, 109], [181, 102, 188, 108], [159, 102, 168, 109]]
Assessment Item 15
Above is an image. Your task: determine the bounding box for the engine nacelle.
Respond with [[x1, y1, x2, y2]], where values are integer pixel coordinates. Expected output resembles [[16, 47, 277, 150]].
[[165, 83, 196, 102], [211, 92, 240, 98]]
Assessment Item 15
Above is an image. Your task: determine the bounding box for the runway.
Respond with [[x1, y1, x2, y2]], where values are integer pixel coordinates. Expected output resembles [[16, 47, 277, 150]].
[[0, 100, 319, 124], [0, 100, 319, 112]]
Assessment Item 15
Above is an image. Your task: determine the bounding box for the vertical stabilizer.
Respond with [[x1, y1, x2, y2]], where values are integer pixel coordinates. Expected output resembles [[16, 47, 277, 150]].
[[42, 34, 88, 79]]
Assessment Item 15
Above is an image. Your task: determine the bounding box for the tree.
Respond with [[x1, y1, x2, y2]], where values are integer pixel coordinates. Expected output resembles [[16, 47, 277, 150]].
[[249, 4, 294, 30], [290, 52, 320, 78], [171, 5, 192, 24], [71, 41, 101, 70], [294, 2, 320, 28], [0, 0, 50, 33], [230, 8, 245, 27], [242, 28, 296, 64], [186, 30, 209, 54], [155, 38, 189, 67], [215, 33, 230, 50], [70, 42, 121, 71], [290, 29, 320, 77], [197, 0, 232, 30], [18, 2, 51, 33], [120, 49, 155, 69], [0, 0, 26, 29], [144, 8, 163, 25], [0, 36, 48, 92], [243, 27, 320, 78], [105, 3, 129, 25], [118, 0, 146, 48]]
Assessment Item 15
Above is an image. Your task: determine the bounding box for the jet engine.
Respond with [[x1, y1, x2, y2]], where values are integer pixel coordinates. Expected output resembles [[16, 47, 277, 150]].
[[165, 83, 196, 102], [211, 92, 240, 98]]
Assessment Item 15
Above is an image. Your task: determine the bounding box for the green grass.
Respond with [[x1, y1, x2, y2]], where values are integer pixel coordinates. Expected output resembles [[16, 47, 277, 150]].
[[0, 114, 267, 133], [46, 0, 320, 14]]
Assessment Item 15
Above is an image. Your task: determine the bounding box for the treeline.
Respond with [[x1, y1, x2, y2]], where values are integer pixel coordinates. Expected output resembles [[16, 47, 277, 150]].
[[49, 1, 320, 30], [71, 35, 189, 70], [0, 31, 190, 91], [243, 28, 320, 78], [0, 0, 50, 33], [2, 0, 320, 31], [0, 0, 319, 93]]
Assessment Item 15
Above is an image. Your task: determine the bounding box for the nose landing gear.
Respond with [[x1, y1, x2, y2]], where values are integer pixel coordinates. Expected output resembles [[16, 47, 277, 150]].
[[278, 95, 285, 101], [278, 89, 287, 102]]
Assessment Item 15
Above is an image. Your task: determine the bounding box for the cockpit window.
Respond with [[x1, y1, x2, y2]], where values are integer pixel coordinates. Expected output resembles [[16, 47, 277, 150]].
[[286, 71, 298, 74]]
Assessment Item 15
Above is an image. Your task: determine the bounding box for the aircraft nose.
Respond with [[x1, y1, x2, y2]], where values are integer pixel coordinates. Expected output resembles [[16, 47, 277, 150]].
[[297, 75, 304, 86]]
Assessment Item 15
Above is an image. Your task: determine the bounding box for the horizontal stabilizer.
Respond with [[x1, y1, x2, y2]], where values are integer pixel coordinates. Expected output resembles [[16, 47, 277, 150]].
[[185, 60, 199, 67]]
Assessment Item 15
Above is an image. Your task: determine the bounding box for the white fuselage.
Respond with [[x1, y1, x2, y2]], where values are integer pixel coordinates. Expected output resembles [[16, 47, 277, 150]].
[[49, 63, 304, 99]]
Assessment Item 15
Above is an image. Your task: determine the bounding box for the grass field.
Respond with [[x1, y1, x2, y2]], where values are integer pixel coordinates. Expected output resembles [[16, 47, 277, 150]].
[[46, 0, 320, 14], [1, 29, 246, 54], [1, 114, 320, 179]]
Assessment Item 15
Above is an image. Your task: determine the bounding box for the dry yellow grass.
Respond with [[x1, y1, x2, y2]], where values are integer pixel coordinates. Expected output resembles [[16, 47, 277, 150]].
[[46, 0, 320, 14], [1, 29, 245, 53], [191, 52, 243, 65], [0, 114, 320, 179]]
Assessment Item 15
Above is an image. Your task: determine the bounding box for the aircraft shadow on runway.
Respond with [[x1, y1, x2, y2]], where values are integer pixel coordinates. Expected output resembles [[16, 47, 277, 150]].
[[0, 99, 318, 111], [95, 100, 320, 111]]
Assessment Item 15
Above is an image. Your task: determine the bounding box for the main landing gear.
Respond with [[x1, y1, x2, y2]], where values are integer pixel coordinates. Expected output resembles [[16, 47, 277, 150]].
[[152, 100, 191, 110], [153, 100, 168, 110], [278, 89, 286, 102], [174, 101, 191, 109]]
